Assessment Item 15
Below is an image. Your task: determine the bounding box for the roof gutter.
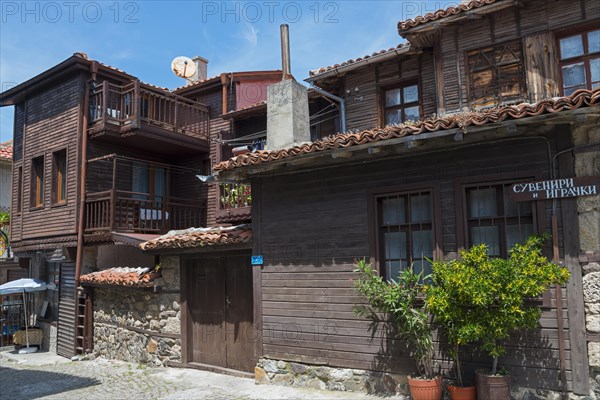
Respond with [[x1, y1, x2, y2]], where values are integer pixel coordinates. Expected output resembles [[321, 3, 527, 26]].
[[310, 84, 346, 133], [305, 45, 412, 83]]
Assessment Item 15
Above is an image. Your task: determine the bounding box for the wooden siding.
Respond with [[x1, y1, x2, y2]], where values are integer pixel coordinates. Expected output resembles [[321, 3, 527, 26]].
[[253, 133, 573, 391], [340, 53, 437, 132], [11, 75, 83, 244], [438, 0, 600, 112]]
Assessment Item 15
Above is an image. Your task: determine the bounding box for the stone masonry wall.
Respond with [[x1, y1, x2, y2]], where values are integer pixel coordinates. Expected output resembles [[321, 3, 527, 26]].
[[92, 255, 181, 366], [573, 122, 600, 395]]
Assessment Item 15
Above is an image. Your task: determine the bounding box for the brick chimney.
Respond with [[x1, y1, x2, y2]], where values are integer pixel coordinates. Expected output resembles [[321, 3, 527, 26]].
[[266, 25, 310, 150]]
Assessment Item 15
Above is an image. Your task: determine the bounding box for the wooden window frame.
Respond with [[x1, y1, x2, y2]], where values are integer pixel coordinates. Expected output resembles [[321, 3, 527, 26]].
[[30, 156, 44, 209], [379, 80, 422, 127], [368, 184, 442, 280], [465, 39, 526, 108], [16, 165, 23, 214], [556, 27, 600, 95], [456, 175, 545, 258], [52, 149, 67, 206]]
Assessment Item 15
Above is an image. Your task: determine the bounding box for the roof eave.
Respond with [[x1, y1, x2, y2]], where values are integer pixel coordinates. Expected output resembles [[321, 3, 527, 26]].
[[305, 45, 413, 83], [397, 0, 517, 38]]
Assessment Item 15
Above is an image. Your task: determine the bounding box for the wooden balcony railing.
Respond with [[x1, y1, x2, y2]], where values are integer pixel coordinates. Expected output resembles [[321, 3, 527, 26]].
[[216, 183, 252, 223], [84, 190, 206, 234], [88, 80, 210, 141]]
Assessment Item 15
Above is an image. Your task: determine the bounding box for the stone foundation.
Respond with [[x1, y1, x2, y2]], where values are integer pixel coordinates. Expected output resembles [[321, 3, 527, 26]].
[[255, 358, 599, 399]]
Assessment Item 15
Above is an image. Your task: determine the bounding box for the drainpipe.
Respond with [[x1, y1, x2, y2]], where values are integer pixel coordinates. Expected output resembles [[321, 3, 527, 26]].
[[309, 84, 347, 133]]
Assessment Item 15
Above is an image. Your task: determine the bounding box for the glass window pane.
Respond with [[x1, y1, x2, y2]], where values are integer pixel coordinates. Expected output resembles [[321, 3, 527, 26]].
[[386, 261, 408, 282], [469, 188, 497, 218], [588, 30, 600, 53], [506, 224, 534, 251], [590, 58, 600, 84], [386, 109, 402, 125], [413, 259, 433, 282], [404, 106, 420, 122], [560, 35, 584, 59], [412, 230, 433, 261], [403, 85, 419, 103], [471, 226, 500, 256], [564, 85, 587, 96], [382, 197, 406, 225], [386, 88, 401, 106], [503, 190, 532, 217], [384, 231, 407, 261], [410, 194, 431, 223], [562, 63, 587, 88]]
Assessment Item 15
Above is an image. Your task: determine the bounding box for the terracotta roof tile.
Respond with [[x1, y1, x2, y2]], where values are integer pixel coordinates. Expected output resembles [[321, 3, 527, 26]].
[[398, 0, 498, 32], [80, 267, 160, 288], [222, 101, 267, 118], [308, 44, 410, 77], [0, 140, 12, 161], [213, 88, 600, 173], [140, 224, 252, 251]]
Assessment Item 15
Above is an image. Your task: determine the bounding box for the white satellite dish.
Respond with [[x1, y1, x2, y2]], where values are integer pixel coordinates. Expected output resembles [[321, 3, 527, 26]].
[[171, 56, 197, 79]]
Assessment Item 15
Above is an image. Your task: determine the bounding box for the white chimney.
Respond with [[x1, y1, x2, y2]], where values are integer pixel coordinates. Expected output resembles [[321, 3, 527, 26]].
[[190, 56, 208, 82], [266, 25, 310, 150]]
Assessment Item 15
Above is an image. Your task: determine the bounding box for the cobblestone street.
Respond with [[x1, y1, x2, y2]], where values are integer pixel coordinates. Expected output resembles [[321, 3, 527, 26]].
[[0, 351, 378, 400]]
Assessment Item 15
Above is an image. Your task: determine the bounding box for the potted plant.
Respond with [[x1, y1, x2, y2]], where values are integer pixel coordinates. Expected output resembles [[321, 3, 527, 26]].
[[429, 235, 569, 400], [426, 256, 480, 400], [354, 260, 441, 400]]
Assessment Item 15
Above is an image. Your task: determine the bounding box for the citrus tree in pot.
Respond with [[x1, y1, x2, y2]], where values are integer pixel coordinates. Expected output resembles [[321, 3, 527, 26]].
[[428, 235, 569, 400], [354, 259, 441, 400]]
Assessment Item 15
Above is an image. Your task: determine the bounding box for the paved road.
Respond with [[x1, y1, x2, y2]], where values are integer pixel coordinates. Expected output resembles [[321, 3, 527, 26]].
[[0, 351, 381, 400]]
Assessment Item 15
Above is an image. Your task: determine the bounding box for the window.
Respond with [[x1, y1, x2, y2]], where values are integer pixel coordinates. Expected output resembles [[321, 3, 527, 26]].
[[30, 156, 44, 208], [382, 83, 420, 126], [52, 149, 67, 205], [376, 190, 434, 281], [131, 164, 167, 204], [467, 40, 525, 107], [559, 29, 600, 95], [464, 182, 536, 257], [16, 166, 22, 213]]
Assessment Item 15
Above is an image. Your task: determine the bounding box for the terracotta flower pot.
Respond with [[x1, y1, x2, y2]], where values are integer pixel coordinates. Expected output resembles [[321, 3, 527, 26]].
[[475, 370, 509, 400], [448, 385, 477, 400], [408, 376, 442, 400]]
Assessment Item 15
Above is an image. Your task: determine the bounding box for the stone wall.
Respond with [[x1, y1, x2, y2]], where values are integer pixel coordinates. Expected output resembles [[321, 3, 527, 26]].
[[92, 255, 181, 366], [572, 121, 600, 396], [255, 358, 410, 396]]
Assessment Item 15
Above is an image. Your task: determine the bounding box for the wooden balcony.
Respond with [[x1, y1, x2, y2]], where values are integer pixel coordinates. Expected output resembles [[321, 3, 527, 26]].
[[87, 80, 210, 150], [84, 190, 206, 236], [216, 183, 252, 223]]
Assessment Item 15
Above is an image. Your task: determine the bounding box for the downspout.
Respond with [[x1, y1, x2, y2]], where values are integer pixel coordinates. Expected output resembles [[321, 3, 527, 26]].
[[74, 62, 97, 287], [309, 84, 347, 133]]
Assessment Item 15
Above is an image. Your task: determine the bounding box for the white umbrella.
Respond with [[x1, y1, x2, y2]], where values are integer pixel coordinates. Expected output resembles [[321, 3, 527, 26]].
[[0, 278, 47, 353]]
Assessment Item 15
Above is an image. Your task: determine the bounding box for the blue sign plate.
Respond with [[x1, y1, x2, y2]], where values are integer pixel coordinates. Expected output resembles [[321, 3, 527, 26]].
[[251, 255, 263, 265]]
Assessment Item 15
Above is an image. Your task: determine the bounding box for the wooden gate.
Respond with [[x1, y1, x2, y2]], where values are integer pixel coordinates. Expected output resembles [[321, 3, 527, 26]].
[[57, 262, 76, 358], [183, 251, 255, 372]]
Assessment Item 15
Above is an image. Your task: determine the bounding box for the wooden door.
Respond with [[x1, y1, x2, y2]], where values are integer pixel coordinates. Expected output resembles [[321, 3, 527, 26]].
[[57, 262, 76, 358], [183, 251, 254, 372], [225, 252, 255, 371]]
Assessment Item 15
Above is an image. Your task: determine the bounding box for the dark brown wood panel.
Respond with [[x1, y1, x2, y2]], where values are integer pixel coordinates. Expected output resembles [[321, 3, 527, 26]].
[[254, 133, 570, 391]]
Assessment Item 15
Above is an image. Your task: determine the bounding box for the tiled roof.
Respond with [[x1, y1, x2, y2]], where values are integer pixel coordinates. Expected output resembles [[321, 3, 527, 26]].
[[222, 101, 267, 118], [213, 88, 600, 173], [398, 0, 499, 32], [308, 44, 410, 77], [80, 267, 160, 288], [0, 140, 13, 161], [140, 224, 252, 251]]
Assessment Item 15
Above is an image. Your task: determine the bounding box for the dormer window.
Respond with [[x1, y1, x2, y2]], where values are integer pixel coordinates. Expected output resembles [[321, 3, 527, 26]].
[[382, 83, 420, 126], [559, 29, 600, 95]]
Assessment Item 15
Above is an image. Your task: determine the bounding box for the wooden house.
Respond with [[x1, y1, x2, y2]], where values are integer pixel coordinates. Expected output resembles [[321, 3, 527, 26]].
[[211, 0, 600, 397]]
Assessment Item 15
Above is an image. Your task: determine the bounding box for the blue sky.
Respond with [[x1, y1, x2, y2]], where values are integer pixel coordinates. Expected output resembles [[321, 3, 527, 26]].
[[0, 0, 457, 142]]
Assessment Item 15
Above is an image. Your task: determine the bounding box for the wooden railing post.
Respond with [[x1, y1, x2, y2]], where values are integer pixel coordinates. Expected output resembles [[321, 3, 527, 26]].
[[174, 101, 179, 133], [102, 80, 108, 124], [133, 80, 141, 129]]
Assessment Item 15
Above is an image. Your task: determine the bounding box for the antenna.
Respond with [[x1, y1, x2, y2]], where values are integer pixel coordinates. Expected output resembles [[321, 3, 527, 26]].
[[171, 56, 197, 79]]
